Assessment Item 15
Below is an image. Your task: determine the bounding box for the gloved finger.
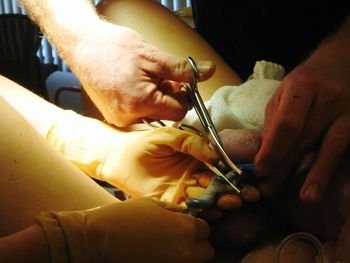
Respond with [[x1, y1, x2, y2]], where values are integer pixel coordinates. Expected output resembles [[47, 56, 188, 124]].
[[192, 170, 214, 188], [186, 186, 206, 199], [176, 130, 219, 163], [153, 199, 187, 213], [193, 240, 215, 262], [217, 194, 242, 210], [195, 217, 210, 241], [300, 115, 350, 203], [150, 127, 219, 162]]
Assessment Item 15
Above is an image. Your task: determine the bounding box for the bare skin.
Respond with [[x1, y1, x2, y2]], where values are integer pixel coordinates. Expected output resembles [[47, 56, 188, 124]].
[[21, 0, 218, 127], [217, 128, 350, 262], [255, 17, 350, 205]]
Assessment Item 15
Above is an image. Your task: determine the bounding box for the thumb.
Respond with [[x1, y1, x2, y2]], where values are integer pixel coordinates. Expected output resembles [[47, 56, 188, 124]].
[[176, 130, 219, 163], [147, 127, 219, 162], [154, 199, 187, 213], [154, 51, 215, 82]]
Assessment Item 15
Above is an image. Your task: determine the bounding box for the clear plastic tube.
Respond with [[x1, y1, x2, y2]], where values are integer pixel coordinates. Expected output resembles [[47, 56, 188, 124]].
[[275, 232, 325, 263]]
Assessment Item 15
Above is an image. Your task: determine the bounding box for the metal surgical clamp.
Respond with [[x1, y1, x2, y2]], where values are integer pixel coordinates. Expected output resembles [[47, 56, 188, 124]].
[[182, 57, 257, 216], [143, 57, 258, 216], [183, 57, 243, 191]]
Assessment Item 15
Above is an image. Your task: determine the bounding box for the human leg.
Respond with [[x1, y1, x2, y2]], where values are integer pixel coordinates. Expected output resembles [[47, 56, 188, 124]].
[[0, 95, 115, 236]]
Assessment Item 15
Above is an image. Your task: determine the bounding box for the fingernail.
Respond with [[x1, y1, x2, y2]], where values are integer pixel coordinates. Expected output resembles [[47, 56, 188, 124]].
[[303, 183, 319, 202], [196, 60, 214, 73]]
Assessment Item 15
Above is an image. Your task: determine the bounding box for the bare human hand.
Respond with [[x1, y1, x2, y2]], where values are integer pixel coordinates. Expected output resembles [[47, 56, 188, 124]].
[[69, 20, 215, 127], [255, 31, 350, 203]]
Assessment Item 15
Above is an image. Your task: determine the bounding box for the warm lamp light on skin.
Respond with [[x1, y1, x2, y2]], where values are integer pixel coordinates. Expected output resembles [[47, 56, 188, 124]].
[[0, 74, 218, 263], [3, 0, 350, 261]]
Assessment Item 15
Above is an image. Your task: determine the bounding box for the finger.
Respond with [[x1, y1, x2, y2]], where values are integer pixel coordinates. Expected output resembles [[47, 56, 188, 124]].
[[193, 240, 215, 262], [145, 88, 189, 121], [300, 115, 350, 203], [195, 217, 210, 241], [256, 79, 314, 177], [217, 194, 242, 210], [154, 199, 188, 213], [241, 184, 262, 203], [158, 79, 186, 95], [297, 91, 342, 152], [146, 126, 219, 162], [192, 170, 214, 188], [152, 51, 216, 83], [263, 84, 282, 130], [294, 152, 317, 176], [186, 186, 206, 198], [158, 127, 219, 162]]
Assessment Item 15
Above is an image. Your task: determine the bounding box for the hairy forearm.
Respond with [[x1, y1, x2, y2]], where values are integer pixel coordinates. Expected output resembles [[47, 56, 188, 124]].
[[20, 0, 100, 63], [0, 224, 50, 263]]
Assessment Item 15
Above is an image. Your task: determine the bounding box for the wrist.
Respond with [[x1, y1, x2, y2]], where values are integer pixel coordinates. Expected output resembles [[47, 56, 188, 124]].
[[22, 0, 101, 61], [46, 110, 127, 181]]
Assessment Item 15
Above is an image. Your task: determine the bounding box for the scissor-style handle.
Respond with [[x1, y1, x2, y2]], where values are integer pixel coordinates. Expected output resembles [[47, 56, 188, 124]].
[[186, 57, 243, 177]]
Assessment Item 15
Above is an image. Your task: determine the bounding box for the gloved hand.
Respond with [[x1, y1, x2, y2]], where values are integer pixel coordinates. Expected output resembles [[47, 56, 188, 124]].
[[46, 110, 218, 204], [36, 197, 213, 263]]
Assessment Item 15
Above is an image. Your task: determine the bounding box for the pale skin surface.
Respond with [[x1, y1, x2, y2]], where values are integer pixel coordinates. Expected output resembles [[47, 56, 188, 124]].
[[20, 0, 240, 127], [0, 78, 117, 237], [0, 81, 114, 262]]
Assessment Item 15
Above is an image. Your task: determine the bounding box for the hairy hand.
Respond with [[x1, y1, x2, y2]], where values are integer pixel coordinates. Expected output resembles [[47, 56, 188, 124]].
[[255, 59, 350, 203], [68, 21, 214, 127]]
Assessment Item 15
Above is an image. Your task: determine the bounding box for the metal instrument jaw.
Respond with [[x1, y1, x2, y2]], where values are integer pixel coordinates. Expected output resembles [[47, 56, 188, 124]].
[[143, 57, 258, 215], [184, 57, 244, 194]]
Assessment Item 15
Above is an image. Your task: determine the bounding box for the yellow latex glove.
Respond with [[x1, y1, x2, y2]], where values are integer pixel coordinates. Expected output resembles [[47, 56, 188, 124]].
[[46, 110, 218, 204], [36, 197, 213, 263]]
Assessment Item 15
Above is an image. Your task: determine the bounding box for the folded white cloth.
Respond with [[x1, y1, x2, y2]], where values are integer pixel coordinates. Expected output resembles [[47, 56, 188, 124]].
[[179, 60, 285, 132]]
